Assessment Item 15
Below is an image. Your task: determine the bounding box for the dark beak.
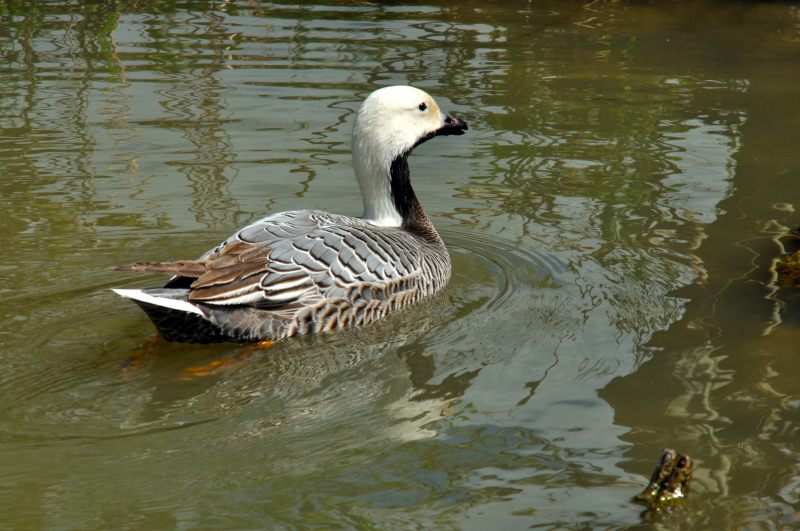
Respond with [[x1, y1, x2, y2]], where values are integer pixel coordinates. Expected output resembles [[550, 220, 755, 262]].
[[436, 115, 468, 136], [413, 114, 468, 149]]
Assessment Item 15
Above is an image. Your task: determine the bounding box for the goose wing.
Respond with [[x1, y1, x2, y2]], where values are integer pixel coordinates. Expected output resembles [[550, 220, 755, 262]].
[[155, 210, 421, 307]]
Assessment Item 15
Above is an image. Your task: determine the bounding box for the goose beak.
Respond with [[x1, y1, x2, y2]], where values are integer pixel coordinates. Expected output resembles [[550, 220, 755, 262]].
[[412, 113, 468, 149], [436, 114, 468, 137]]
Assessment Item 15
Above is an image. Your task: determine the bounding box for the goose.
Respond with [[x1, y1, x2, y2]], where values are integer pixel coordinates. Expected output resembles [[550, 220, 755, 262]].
[[112, 85, 468, 343]]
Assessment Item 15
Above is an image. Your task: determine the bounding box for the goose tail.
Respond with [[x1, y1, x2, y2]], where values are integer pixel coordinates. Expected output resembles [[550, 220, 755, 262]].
[[112, 288, 229, 343]]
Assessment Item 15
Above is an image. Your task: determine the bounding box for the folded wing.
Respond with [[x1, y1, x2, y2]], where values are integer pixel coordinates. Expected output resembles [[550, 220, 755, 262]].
[[118, 210, 423, 309]]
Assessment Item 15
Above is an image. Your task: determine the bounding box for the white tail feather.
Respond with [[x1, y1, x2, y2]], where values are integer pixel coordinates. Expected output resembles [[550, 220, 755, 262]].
[[111, 289, 205, 317]]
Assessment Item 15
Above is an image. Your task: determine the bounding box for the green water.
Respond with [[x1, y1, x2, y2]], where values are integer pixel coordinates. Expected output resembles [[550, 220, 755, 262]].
[[2, 1, 800, 527]]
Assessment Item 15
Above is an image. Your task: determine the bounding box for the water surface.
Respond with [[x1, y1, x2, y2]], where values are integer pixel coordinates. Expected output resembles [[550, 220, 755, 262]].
[[2, 1, 800, 527]]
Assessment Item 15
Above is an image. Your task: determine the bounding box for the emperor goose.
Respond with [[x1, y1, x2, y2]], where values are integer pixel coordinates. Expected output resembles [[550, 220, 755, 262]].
[[112, 85, 468, 343]]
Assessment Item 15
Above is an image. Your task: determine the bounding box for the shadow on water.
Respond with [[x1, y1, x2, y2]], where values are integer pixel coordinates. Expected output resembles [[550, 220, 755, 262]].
[[601, 11, 800, 525]]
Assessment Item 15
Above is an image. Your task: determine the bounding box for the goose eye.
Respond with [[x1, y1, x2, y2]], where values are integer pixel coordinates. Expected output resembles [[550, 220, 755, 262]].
[[418, 102, 427, 111]]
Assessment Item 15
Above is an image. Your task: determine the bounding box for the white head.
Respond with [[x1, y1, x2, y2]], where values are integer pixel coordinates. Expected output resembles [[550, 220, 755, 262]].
[[352, 86, 467, 227]]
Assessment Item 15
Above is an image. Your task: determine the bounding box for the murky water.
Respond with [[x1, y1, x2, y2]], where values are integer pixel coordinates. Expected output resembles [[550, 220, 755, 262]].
[[2, 1, 800, 527]]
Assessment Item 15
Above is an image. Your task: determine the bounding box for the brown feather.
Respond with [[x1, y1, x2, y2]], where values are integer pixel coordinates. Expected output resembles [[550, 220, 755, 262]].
[[190, 275, 262, 302], [193, 260, 266, 287], [108, 260, 207, 277], [187, 241, 272, 302]]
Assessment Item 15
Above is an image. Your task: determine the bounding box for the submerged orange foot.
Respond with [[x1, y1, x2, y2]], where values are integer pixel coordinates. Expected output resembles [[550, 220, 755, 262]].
[[181, 340, 275, 378], [120, 333, 163, 375], [182, 355, 242, 377]]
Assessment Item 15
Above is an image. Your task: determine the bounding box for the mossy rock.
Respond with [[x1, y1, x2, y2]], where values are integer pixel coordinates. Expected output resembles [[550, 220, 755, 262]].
[[776, 250, 800, 288], [635, 448, 693, 512]]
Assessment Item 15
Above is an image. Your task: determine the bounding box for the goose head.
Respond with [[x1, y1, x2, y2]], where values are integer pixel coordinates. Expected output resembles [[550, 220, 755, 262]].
[[352, 86, 467, 227]]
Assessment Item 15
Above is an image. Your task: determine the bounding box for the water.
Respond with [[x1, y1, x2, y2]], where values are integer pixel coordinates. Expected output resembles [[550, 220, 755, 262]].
[[2, 1, 800, 527]]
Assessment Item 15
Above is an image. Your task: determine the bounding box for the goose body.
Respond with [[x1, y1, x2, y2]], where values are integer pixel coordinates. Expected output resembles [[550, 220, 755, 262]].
[[112, 86, 467, 343]]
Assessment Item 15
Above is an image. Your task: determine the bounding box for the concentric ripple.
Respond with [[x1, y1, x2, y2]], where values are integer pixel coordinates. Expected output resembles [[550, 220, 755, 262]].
[[0, 224, 560, 451]]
